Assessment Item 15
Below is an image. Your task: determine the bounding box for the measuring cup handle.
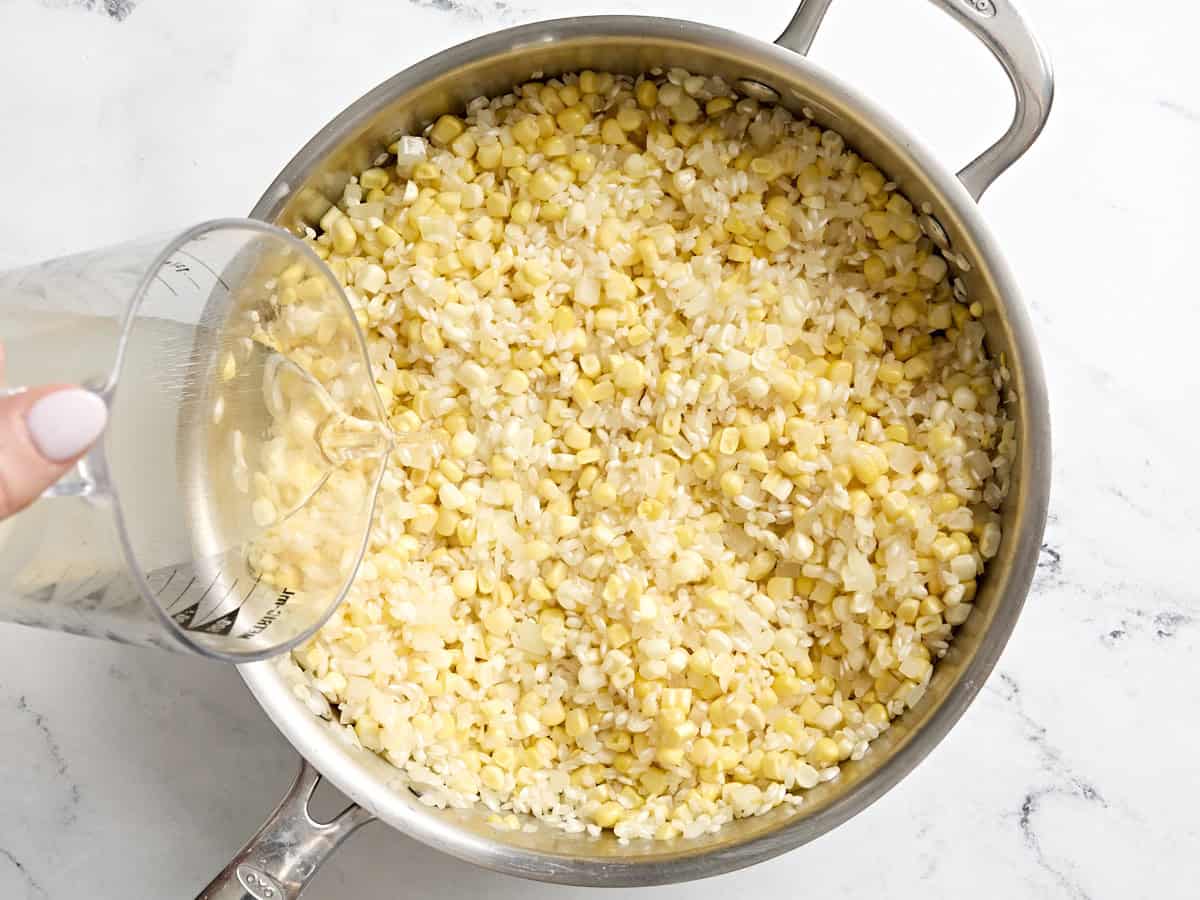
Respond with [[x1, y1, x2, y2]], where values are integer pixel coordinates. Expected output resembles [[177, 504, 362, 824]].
[[39, 456, 102, 498], [197, 759, 374, 900]]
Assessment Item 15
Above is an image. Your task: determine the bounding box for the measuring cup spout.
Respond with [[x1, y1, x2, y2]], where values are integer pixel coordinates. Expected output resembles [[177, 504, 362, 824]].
[[314, 414, 394, 467], [261, 353, 395, 466]]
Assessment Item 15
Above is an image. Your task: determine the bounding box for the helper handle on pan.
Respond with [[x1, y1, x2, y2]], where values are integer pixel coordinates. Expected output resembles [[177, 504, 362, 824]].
[[776, 0, 1053, 200], [198, 760, 374, 900]]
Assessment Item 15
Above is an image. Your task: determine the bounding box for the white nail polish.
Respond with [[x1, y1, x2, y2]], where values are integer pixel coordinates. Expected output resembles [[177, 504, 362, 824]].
[[26, 389, 108, 462]]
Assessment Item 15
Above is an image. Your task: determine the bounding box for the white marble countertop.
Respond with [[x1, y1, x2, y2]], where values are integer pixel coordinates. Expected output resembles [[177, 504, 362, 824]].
[[1, 0, 1196, 897]]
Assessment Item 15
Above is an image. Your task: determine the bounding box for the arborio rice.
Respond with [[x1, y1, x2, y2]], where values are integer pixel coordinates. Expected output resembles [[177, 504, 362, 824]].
[[256, 68, 1013, 842]]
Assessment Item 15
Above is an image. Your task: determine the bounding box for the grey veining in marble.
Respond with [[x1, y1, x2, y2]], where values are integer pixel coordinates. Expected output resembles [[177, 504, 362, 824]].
[[1, 0, 1198, 897]]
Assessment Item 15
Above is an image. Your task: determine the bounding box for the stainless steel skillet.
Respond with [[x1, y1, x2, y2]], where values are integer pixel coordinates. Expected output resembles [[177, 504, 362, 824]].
[[202, 2, 1052, 895]]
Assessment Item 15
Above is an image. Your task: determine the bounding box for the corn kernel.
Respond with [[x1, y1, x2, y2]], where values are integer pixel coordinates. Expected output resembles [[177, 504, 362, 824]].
[[614, 359, 645, 392], [720, 471, 744, 498], [741, 421, 770, 451], [429, 114, 466, 146], [530, 171, 561, 202], [593, 801, 624, 829], [810, 737, 840, 765]]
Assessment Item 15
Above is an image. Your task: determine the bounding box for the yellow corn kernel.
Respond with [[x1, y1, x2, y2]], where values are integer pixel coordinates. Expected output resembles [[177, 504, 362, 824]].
[[706, 96, 733, 116], [881, 491, 909, 519], [896, 597, 921, 624], [720, 470, 744, 498], [766, 576, 794, 603], [931, 534, 959, 562], [600, 118, 626, 145], [746, 550, 776, 581], [604, 271, 636, 302], [501, 370, 530, 395], [575, 71, 600, 94], [593, 801, 624, 829], [483, 192, 510, 219], [817, 357, 849, 383], [562, 422, 591, 451], [764, 228, 791, 253], [556, 105, 590, 133], [616, 107, 644, 132], [865, 703, 890, 728], [934, 492, 961, 514], [330, 218, 357, 255], [480, 764, 506, 791], [655, 746, 685, 768], [475, 140, 502, 170], [360, 167, 390, 190], [693, 452, 716, 479], [727, 243, 753, 263], [863, 255, 888, 285], [451, 570, 477, 598], [636, 79, 658, 109], [569, 151, 596, 177], [561, 708, 589, 739], [541, 136, 570, 160], [850, 442, 888, 485], [717, 426, 740, 456], [741, 421, 771, 451], [592, 481, 617, 507], [614, 359, 645, 392], [859, 165, 886, 195], [539, 699, 566, 727], [510, 199, 533, 224], [528, 171, 560, 202], [450, 132, 477, 159], [810, 737, 840, 765], [500, 144, 527, 168], [750, 157, 782, 181], [512, 116, 540, 147], [429, 114, 466, 146]]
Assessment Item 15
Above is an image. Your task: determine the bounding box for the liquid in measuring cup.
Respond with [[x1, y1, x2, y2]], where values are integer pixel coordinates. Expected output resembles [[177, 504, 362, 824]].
[[0, 220, 391, 658], [4, 320, 391, 649]]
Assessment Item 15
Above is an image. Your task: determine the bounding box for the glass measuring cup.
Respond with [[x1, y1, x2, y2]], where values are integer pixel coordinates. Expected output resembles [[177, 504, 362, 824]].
[[0, 219, 392, 660]]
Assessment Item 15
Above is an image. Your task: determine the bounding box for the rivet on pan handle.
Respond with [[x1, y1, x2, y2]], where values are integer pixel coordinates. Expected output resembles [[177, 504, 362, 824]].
[[776, 0, 1054, 200], [197, 760, 374, 900]]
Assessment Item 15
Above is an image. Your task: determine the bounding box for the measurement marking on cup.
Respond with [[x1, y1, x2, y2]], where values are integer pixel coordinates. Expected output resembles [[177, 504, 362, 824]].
[[153, 273, 178, 297], [165, 259, 201, 290], [219, 578, 239, 604], [243, 575, 263, 603], [169, 570, 223, 630], [193, 577, 240, 624], [171, 576, 197, 609], [241, 587, 296, 639], [154, 569, 177, 596], [177, 248, 231, 291], [190, 578, 241, 634], [196, 569, 223, 605]]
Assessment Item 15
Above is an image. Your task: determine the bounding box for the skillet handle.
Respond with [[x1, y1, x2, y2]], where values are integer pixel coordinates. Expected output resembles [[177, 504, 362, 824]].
[[197, 759, 374, 900], [776, 0, 1053, 200]]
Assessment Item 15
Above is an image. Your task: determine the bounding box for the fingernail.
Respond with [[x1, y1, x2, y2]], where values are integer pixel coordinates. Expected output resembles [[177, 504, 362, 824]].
[[26, 389, 108, 462]]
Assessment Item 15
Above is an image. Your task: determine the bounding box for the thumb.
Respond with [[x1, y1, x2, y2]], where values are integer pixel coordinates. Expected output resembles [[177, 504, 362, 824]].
[[0, 386, 108, 519]]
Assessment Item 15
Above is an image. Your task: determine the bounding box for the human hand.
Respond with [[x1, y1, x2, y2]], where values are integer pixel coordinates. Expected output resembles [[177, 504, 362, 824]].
[[0, 345, 107, 519]]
